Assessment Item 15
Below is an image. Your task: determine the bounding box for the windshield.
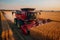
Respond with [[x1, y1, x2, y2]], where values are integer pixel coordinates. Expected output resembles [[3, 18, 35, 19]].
[[27, 12, 36, 20]]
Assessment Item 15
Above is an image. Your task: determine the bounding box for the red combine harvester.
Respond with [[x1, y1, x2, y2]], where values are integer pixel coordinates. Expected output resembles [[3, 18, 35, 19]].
[[12, 8, 60, 35], [12, 8, 58, 35], [12, 8, 41, 35]]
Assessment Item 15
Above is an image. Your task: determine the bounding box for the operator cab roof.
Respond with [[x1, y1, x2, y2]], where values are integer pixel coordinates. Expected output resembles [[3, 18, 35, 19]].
[[21, 8, 35, 11]]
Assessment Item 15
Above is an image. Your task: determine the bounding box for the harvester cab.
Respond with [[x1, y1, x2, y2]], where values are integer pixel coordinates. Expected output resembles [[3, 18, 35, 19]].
[[21, 8, 37, 20]]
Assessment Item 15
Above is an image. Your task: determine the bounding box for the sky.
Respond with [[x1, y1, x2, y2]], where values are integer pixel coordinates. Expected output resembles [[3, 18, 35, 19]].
[[0, 0, 60, 10]]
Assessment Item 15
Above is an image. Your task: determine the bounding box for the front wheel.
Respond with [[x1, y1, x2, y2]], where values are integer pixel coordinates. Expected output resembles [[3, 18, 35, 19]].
[[21, 26, 30, 35]]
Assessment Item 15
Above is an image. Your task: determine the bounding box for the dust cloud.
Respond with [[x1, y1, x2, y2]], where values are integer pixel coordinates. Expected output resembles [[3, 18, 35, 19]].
[[4, 11, 15, 23]]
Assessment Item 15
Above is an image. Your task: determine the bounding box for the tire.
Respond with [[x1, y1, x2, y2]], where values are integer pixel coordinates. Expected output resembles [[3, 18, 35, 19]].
[[22, 29, 30, 35], [21, 26, 30, 35]]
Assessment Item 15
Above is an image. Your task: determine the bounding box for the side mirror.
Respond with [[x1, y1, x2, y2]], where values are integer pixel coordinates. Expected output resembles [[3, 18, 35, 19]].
[[12, 12, 15, 15]]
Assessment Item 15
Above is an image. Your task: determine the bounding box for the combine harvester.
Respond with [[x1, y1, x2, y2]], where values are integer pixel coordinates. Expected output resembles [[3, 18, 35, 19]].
[[12, 8, 53, 35]]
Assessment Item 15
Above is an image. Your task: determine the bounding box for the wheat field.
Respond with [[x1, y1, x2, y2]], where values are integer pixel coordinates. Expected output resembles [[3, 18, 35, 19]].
[[39, 11, 60, 21], [1, 11, 60, 40], [30, 11, 60, 40]]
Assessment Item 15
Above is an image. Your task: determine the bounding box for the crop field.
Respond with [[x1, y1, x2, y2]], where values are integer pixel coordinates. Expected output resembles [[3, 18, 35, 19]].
[[30, 11, 60, 40], [39, 11, 60, 21], [1, 11, 60, 40]]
